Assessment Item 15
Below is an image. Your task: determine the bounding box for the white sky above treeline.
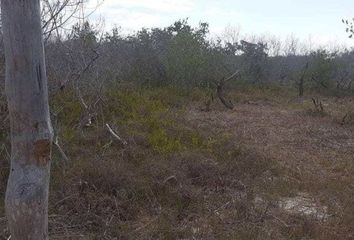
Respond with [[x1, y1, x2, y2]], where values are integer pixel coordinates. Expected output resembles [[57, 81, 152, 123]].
[[88, 0, 354, 49]]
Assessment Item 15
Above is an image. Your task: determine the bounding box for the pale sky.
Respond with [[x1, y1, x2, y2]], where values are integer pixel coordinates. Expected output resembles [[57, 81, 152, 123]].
[[89, 0, 354, 48]]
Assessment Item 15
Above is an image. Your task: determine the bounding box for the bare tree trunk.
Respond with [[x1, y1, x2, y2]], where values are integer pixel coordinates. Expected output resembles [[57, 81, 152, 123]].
[[1, 0, 53, 239], [298, 76, 304, 97], [214, 71, 239, 110], [298, 62, 309, 97], [217, 82, 234, 110]]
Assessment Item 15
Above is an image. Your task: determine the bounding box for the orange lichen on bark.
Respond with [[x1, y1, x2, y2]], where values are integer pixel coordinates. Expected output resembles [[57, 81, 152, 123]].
[[33, 139, 51, 165]]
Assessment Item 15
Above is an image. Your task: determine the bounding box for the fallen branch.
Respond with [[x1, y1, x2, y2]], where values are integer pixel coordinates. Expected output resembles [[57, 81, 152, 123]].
[[312, 97, 324, 113], [268, 213, 290, 228], [163, 175, 178, 185], [106, 124, 128, 146], [341, 113, 349, 125], [53, 137, 69, 162]]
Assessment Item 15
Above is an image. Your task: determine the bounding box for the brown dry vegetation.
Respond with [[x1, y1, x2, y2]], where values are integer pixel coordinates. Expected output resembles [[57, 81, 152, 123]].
[[1, 85, 354, 239]]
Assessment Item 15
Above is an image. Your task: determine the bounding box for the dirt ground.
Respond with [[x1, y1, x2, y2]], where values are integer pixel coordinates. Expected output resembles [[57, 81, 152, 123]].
[[186, 96, 354, 238], [187, 98, 354, 178]]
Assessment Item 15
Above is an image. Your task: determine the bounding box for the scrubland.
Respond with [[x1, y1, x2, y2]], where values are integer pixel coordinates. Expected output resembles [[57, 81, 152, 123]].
[[1, 84, 353, 239]]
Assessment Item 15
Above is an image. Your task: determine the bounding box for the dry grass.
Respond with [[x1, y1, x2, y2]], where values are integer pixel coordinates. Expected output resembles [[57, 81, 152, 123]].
[[188, 87, 354, 239], [0, 86, 354, 239]]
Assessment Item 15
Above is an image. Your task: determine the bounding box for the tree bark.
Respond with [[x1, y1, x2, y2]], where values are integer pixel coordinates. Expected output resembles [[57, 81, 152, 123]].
[[1, 0, 53, 239]]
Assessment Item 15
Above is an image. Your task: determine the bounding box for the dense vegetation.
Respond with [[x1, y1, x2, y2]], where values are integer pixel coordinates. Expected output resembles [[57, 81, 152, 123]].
[[42, 19, 354, 95]]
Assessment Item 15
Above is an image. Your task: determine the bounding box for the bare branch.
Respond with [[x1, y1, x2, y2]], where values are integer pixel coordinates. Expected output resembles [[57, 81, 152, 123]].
[[106, 124, 128, 146], [53, 137, 69, 162], [312, 97, 324, 113], [41, 0, 104, 41], [223, 70, 240, 83]]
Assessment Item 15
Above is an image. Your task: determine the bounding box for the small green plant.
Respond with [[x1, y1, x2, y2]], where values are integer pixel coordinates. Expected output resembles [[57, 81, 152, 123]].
[[148, 128, 183, 153]]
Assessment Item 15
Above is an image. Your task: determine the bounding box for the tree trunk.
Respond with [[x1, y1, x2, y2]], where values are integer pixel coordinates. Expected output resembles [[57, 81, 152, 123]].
[[1, 1, 53, 239], [217, 81, 234, 110], [298, 76, 304, 97], [298, 62, 308, 97]]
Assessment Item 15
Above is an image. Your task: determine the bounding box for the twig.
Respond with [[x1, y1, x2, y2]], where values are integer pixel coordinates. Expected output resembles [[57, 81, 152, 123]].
[[54, 193, 79, 207], [269, 213, 290, 228], [224, 70, 240, 82], [54, 137, 69, 162], [341, 112, 349, 125], [105, 124, 127, 146], [1, 144, 11, 162], [130, 217, 159, 235], [163, 175, 178, 185]]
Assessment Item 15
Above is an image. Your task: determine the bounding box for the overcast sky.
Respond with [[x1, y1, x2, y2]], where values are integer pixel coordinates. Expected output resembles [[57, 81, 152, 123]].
[[89, 0, 354, 48]]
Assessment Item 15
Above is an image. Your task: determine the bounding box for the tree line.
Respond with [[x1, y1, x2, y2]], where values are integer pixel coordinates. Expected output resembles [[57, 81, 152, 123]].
[[40, 19, 354, 96], [0, 18, 353, 103]]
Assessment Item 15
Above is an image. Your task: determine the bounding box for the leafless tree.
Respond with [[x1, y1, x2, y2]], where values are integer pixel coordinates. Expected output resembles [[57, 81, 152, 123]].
[[41, 0, 104, 42], [283, 34, 299, 56], [222, 24, 241, 45], [267, 35, 282, 57]]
